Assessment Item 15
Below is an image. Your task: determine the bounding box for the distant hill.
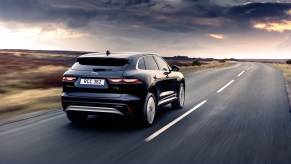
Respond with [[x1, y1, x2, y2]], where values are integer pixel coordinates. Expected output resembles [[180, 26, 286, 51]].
[[240, 59, 288, 64]]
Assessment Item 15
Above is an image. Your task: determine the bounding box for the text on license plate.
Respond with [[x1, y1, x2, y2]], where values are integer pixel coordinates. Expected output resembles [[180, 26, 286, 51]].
[[80, 79, 105, 85]]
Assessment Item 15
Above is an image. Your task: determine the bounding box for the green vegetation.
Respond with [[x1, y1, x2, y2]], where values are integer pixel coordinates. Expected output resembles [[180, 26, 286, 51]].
[[192, 60, 202, 66]]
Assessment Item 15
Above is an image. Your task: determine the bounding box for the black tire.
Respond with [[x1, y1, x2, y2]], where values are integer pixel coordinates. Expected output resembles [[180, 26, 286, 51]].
[[171, 83, 185, 109], [139, 92, 157, 127], [66, 112, 88, 123]]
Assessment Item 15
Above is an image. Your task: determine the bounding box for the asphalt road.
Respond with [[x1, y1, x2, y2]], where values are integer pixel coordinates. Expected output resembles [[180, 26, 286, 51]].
[[1, 63, 290, 164]]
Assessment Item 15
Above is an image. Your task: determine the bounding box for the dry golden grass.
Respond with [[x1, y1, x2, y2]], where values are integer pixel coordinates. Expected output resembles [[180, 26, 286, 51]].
[[23, 65, 67, 74], [271, 63, 291, 107], [0, 88, 61, 119], [0, 52, 69, 119], [179, 61, 235, 74], [0, 65, 68, 92], [271, 63, 291, 90], [0, 50, 77, 59], [0, 68, 64, 119]]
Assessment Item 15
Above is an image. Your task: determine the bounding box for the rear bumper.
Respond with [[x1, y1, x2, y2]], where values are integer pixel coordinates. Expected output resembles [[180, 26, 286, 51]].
[[61, 92, 143, 116], [65, 105, 124, 116]]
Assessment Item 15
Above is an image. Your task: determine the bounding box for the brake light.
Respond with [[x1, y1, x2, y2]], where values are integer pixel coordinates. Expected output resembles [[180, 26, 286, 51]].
[[123, 79, 142, 83], [127, 106, 133, 113], [63, 76, 76, 82], [108, 79, 142, 84], [109, 79, 123, 83]]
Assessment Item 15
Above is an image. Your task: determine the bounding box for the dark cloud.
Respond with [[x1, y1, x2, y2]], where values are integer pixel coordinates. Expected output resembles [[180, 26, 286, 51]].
[[222, 2, 291, 32], [0, 0, 291, 33], [0, 0, 100, 28], [227, 2, 291, 21]]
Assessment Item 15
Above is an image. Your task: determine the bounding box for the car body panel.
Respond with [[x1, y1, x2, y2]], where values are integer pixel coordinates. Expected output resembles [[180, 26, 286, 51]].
[[62, 52, 185, 117]]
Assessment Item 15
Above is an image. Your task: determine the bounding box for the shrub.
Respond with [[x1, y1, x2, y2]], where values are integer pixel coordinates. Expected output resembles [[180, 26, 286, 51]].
[[165, 59, 193, 66], [192, 60, 201, 66], [286, 60, 291, 64]]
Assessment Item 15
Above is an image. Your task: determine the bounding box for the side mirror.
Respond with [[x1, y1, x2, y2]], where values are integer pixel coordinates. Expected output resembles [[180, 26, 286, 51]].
[[171, 65, 179, 72]]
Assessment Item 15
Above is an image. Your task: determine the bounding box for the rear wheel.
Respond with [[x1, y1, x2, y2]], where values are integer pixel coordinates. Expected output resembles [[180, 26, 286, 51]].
[[139, 92, 157, 127], [171, 83, 185, 109], [66, 112, 88, 123]]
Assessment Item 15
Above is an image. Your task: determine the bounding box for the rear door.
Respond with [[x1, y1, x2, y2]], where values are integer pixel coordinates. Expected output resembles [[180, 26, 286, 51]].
[[64, 57, 129, 98], [143, 55, 167, 101], [153, 55, 178, 99]]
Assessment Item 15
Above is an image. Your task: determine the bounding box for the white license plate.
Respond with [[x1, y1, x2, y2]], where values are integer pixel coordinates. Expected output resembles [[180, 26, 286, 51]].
[[80, 79, 105, 85]]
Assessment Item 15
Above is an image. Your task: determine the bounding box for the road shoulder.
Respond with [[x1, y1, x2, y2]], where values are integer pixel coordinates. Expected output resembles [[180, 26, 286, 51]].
[[270, 63, 291, 110], [0, 109, 62, 127]]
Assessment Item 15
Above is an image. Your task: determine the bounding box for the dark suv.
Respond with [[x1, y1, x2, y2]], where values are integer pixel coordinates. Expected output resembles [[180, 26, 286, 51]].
[[62, 52, 185, 126]]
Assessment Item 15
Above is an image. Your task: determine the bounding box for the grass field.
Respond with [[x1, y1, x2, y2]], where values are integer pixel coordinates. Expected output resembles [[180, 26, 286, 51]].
[[271, 63, 291, 100], [0, 50, 235, 120], [0, 50, 74, 119], [178, 61, 234, 74]]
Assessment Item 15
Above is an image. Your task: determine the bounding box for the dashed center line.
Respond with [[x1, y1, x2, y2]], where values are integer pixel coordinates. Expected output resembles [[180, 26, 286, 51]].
[[145, 63, 254, 142], [217, 80, 234, 93], [246, 63, 254, 70], [145, 100, 207, 142], [237, 71, 245, 77]]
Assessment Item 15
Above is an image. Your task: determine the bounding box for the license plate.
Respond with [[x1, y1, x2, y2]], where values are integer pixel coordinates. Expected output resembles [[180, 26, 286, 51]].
[[80, 79, 105, 85]]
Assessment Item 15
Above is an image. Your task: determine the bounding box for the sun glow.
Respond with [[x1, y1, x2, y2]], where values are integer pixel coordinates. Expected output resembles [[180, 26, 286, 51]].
[[0, 22, 86, 49], [254, 20, 291, 32]]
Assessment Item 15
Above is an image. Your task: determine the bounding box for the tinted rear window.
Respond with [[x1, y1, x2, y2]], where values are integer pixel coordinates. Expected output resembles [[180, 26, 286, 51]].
[[77, 58, 128, 66], [72, 58, 130, 71]]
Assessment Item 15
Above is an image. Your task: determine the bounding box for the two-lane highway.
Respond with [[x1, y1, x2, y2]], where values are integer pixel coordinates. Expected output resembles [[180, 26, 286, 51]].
[[1, 63, 290, 164]]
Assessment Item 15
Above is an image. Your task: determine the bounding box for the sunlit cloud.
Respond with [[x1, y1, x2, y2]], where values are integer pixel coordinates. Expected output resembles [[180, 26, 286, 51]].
[[287, 9, 291, 15], [39, 28, 85, 39], [254, 20, 291, 32], [208, 34, 225, 39], [0, 22, 87, 50], [0, 22, 85, 39]]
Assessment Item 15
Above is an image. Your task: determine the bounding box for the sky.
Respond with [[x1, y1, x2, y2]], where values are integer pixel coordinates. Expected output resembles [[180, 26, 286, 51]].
[[0, 0, 291, 59]]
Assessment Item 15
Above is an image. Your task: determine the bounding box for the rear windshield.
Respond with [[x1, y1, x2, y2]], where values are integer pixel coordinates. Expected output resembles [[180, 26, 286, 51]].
[[71, 58, 130, 71]]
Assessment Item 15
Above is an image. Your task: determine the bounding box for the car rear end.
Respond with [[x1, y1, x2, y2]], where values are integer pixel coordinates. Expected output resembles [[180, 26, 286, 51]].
[[61, 53, 145, 117]]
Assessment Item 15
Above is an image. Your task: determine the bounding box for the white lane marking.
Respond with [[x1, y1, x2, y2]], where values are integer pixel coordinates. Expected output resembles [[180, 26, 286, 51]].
[[145, 100, 207, 142], [217, 80, 235, 93], [246, 63, 254, 70], [237, 71, 245, 77]]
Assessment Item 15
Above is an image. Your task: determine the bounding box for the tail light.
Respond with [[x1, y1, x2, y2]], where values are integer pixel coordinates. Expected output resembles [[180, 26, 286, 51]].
[[127, 106, 133, 113], [108, 79, 142, 84], [109, 79, 123, 83], [123, 79, 142, 83], [63, 76, 77, 82]]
